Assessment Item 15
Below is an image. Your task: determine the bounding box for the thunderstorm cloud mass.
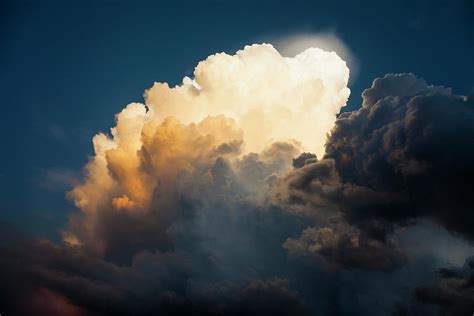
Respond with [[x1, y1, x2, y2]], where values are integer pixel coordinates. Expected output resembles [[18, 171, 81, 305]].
[[1, 8, 473, 314]]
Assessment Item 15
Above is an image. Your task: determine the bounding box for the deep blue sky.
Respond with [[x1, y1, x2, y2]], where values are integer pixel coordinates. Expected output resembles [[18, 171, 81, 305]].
[[1, 0, 472, 239]]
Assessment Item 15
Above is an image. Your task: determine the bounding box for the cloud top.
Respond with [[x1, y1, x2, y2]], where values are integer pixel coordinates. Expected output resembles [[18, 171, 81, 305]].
[[145, 43, 350, 155]]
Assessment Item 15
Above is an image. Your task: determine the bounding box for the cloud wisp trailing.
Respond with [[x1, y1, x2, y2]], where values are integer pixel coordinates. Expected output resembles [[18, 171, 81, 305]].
[[2, 44, 474, 316]]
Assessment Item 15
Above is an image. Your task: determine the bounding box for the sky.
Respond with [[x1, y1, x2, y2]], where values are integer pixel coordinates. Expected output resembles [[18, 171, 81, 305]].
[[1, 1, 474, 315]]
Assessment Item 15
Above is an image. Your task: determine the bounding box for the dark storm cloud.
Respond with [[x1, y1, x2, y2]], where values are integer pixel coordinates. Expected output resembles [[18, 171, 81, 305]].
[[267, 73, 474, 313], [283, 223, 406, 272], [275, 157, 406, 271], [292, 152, 318, 169], [0, 222, 309, 316], [324, 73, 474, 238], [276, 74, 474, 273]]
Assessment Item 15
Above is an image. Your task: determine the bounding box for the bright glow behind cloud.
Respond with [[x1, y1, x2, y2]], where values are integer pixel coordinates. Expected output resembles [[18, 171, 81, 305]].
[[275, 33, 358, 83]]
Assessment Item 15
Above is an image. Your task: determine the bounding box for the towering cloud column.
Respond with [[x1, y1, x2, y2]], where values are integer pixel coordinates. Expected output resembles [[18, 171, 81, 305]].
[[66, 43, 350, 255]]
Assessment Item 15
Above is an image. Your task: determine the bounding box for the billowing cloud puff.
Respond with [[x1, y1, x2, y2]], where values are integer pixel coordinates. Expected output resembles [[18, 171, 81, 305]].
[[66, 43, 349, 258], [68, 113, 246, 258], [145, 43, 350, 156]]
